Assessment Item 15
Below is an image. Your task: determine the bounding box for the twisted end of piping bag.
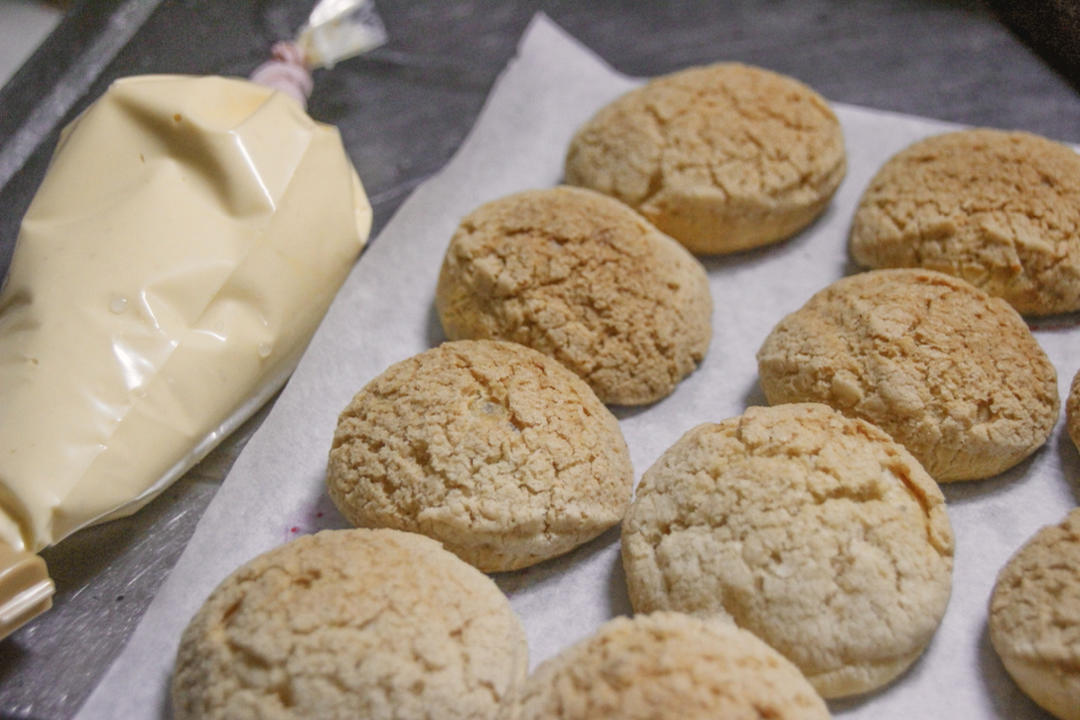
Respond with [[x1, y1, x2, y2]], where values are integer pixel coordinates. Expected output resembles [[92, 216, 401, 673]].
[[250, 42, 314, 109], [250, 0, 387, 108]]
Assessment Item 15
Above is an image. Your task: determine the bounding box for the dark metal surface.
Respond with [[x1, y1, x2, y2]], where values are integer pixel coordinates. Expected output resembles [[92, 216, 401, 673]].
[[0, 1, 1077, 717]]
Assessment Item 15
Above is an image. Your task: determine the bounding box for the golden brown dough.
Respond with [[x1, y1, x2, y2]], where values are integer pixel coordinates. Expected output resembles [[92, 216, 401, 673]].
[[519, 612, 831, 719], [990, 508, 1080, 720], [757, 269, 1058, 481], [327, 340, 633, 572], [565, 63, 846, 254], [172, 528, 527, 720], [436, 186, 712, 405], [1066, 367, 1080, 454], [621, 403, 954, 698], [851, 129, 1080, 315]]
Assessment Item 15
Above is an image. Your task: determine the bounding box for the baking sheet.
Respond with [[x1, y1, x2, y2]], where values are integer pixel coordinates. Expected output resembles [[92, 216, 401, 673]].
[[77, 13, 1078, 719]]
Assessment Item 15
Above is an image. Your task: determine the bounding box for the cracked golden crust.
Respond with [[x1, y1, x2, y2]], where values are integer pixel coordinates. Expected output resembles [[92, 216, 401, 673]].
[[989, 508, 1080, 720], [518, 612, 831, 720], [1067, 368, 1080, 454], [620, 404, 954, 698], [756, 269, 1059, 482], [326, 340, 633, 572], [564, 63, 846, 254], [171, 529, 527, 720], [850, 129, 1080, 315], [435, 186, 712, 405]]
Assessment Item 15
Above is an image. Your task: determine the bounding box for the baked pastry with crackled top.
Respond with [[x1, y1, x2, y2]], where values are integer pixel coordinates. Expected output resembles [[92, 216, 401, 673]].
[[172, 528, 527, 720], [621, 403, 954, 698], [757, 269, 1058, 481], [519, 612, 831, 719], [851, 129, 1080, 315], [990, 508, 1080, 720], [327, 340, 633, 572], [436, 186, 712, 405], [1066, 367, 1080, 453], [565, 63, 846, 254]]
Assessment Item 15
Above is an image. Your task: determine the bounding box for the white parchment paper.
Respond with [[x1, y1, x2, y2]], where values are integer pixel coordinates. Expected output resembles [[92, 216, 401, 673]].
[[78, 13, 1079, 719]]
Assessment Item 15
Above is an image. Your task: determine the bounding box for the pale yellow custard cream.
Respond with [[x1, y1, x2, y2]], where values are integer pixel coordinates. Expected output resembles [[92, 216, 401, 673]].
[[0, 74, 371, 625]]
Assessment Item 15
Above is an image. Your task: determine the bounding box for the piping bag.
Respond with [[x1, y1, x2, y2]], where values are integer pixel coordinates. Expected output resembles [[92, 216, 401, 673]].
[[0, 0, 386, 639]]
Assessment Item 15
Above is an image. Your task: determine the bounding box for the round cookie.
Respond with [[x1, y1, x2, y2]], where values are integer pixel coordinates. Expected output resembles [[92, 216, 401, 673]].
[[564, 63, 846, 254], [435, 186, 712, 405], [172, 528, 527, 720], [620, 403, 954, 698], [1067, 368, 1080, 454], [518, 612, 830, 720], [327, 340, 633, 572], [850, 129, 1080, 315], [989, 508, 1080, 720], [756, 268, 1058, 482]]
